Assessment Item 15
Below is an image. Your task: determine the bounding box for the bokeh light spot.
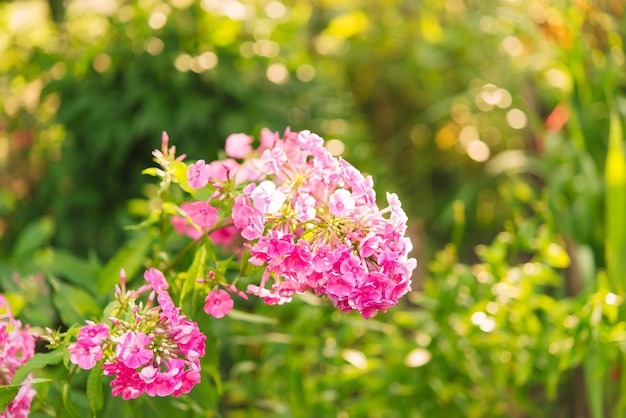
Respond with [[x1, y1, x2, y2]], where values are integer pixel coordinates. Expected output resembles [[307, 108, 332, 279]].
[[266, 1, 287, 19], [266, 63, 289, 84], [93, 53, 112, 73], [506, 109, 527, 129], [296, 64, 316, 82], [325, 139, 345, 156], [148, 12, 167, 30], [466, 140, 490, 162]]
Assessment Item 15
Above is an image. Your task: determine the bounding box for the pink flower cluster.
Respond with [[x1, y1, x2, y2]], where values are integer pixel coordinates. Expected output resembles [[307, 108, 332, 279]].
[[0, 295, 36, 418], [68, 268, 206, 400], [181, 128, 416, 319]]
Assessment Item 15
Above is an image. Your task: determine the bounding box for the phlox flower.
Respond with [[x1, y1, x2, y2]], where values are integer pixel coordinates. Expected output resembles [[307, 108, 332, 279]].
[[77, 321, 109, 346], [68, 341, 103, 370], [185, 200, 219, 229], [144, 268, 168, 294], [0, 294, 36, 417], [68, 268, 207, 399], [116, 331, 153, 369], [204, 289, 234, 318], [295, 193, 316, 222], [328, 189, 356, 217], [225, 133, 253, 159], [223, 128, 416, 318], [171, 202, 205, 239], [187, 159, 212, 189], [250, 180, 286, 215], [260, 147, 288, 174]]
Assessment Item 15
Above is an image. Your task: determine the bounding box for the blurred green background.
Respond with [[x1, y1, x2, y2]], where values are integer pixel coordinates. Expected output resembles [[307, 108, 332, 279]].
[[1, 0, 626, 417]]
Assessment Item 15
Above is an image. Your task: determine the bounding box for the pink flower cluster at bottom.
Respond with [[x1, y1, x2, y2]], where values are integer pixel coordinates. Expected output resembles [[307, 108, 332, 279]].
[[0, 295, 36, 418], [68, 268, 206, 400]]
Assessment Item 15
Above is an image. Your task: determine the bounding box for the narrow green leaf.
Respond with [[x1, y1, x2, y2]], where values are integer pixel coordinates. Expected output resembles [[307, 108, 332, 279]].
[[12, 349, 65, 385], [227, 309, 279, 324], [36, 248, 101, 290], [0, 386, 20, 413], [12, 216, 55, 257], [87, 362, 104, 414], [62, 380, 82, 418], [203, 364, 223, 395], [584, 347, 604, 418], [97, 232, 154, 294], [180, 243, 206, 308], [141, 167, 164, 177], [605, 105, 626, 292], [52, 280, 101, 326]]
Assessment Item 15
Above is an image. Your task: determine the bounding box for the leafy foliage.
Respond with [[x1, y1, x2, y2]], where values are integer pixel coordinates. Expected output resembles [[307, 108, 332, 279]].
[[0, 0, 625, 417]]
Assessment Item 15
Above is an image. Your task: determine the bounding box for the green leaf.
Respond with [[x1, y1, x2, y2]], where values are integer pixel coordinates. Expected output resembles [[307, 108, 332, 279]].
[[62, 379, 82, 418], [87, 362, 104, 414], [97, 232, 154, 294], [36, 248, 101, 290], [203, 364, 223, 396], [0, 385, 19, 413], [180, 243, 207, 310], [52, 279, 101, 326], [605, 105, 626, 292], [227, 309, 279, 324], [12, 349, 65, 385], [12, 216, 55, 257], [169, 160, 192, 193]]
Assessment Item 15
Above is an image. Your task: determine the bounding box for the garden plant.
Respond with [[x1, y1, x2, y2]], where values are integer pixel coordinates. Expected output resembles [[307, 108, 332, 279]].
[[1, 0, 626, 417]]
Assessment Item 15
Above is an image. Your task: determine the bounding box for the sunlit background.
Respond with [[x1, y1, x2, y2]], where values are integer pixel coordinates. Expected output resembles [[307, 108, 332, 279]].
[[1, 0, 625, 417]]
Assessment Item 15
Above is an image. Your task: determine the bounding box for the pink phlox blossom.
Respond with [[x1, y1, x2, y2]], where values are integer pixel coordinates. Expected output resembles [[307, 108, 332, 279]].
[[171, 319, 207, 360], [171, 210, 204, 240], [144, 268, 169, 294], [186, 200, 218, 229], [326, 271, 357, 298], [104, 362, 145, 400], [235, 159, 262, 184], [77, 321, 109, 346], [75, 270, 207, 399], [0, 295, 36, 418], [0, 309, 35, 380], [251, 230, 294, 260], [209, 224, 242, 255], [116, 331, 153, 369], [329, 189, 356, 217], [232, 194, 255, 230], [156, 290, 178, 319], [280, 241, 313, 274], [295, 193, 317, 222], [210, 224, 238, 245], [296, 130, 324, 152], [224, 284, 249, 300], [208, 159, 239, 182], [142, 360, 183, 397], [359, 232, 381, 258], [260, 147, 288, 174], [204, 289, 234, 318], [312, 244, 347, 273], [68, 341, 103, 370], [259, 127, 280, 150], [1, 382, 35, 418], [246, 284, 292, 305], [174, 368, 201, 396], [250, 180, 286, 215], [186, 159, 212, 189], [225, 133, 254, 159]]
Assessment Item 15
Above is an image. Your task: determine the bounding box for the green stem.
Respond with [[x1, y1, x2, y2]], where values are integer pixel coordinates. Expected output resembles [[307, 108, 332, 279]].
[[56, 365, 78, 417], [161, 221, 235, 274]]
